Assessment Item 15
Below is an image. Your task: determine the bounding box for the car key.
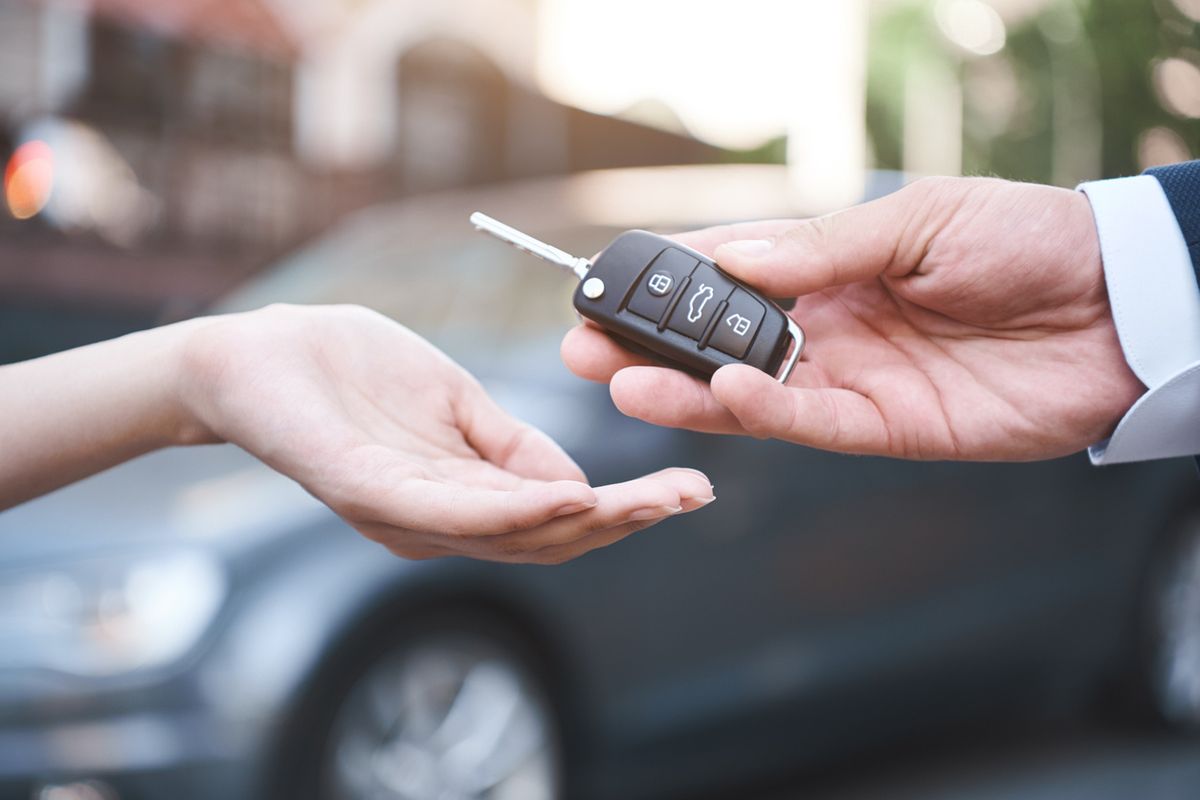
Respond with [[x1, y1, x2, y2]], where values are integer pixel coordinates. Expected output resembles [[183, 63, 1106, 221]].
[[470, 212, 805, 382]]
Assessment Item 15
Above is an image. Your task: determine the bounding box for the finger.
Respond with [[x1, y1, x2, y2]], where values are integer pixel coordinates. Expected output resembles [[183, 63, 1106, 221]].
[[341, 521, 458, 561], [457, 381, 588, 482], [711, 364, 892, 455], [668, 219, 807, 259], [525, 466, 712, 546], [358, 469, 712, 564], [561, 324, 656, 383], [384, 542, 456, 561], [474, 467, 714, 559], [364, 479, 599, 537], [609, 366, 746, 435], [531, 468, 716, 563], [708, 183, 938, 297], [529, 520, 659, 565]]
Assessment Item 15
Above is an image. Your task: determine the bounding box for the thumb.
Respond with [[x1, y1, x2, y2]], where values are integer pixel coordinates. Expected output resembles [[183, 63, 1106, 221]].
[[712, 182, 933, 297]]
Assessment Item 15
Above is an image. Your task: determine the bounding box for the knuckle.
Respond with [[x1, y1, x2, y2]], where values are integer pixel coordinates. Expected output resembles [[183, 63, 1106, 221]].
[[500, 492, 559, 533], [780, 218, 826, 252], [741, 417, 775, 440], [330, 491, 374, 524], [777, 218, 839, 286], [818, 392, 843, 445], [907, 175, 956, 199], [493, 538, 532, 558], [349, 520, 393, 545], [905, 175, 977, 218], [581, 515, 614, 535], [736, 404, 778, 440], [501, 508, 543, 534], [493, 423, 538, 470], [748, 404, 779, 438]]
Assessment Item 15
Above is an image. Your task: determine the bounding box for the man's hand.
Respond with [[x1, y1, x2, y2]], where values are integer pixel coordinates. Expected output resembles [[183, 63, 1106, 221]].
[[561, 177, 1145, 461], [178, 305, 712, 563]]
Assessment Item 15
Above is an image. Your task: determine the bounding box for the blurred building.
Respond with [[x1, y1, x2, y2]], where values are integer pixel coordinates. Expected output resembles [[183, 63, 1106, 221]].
[[0, 0, 720, 357], [0, 0, 302, 329], [5, 0, 1194, 363]]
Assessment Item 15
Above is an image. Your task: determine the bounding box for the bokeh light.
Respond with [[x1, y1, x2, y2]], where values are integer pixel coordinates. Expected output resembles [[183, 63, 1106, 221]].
[[537, 0, 868, 207], [1172, 0, 1200, 23], [936, 0, 1007, 57], [1153, 57, 1200, 119], [536, 0, 855, 151], [1138, 126, 1194, 169], [4, 140, 54, 220]]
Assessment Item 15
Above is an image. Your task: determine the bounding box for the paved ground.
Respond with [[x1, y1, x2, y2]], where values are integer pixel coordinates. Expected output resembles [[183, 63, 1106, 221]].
[[747, 722, 1200, 800]]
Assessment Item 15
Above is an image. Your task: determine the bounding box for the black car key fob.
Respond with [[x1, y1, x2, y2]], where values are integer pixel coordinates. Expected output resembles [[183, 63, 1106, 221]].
[[470, 213, 805, 383]]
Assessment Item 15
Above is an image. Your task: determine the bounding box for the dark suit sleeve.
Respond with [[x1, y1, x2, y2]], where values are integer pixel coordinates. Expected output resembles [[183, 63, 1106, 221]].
[[1146, 160, 1200, 287], [1142, 160, 1200, 473]]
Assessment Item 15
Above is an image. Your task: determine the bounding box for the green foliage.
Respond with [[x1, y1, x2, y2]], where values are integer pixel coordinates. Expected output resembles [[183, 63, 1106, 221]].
[[1085, 0, 1199, 176], [866, 0, 1199, 185], [866, 4, 934, 173]]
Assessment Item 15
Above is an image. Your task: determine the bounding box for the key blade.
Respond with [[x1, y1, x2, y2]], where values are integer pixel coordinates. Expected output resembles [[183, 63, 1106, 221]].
[[470, 212, 591, 280]]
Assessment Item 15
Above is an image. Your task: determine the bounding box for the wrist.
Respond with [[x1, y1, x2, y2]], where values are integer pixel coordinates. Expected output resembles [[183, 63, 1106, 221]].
[[163, 316, 227, 447]]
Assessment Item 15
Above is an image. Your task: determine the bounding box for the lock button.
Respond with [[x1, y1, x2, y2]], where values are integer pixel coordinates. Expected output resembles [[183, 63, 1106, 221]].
[[708, 289, 766, 358]]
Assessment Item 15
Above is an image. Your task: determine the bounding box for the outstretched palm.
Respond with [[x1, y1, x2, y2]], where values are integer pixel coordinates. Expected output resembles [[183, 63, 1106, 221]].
[[181, 304, 712, 563], [562, 178, 1144, 461]]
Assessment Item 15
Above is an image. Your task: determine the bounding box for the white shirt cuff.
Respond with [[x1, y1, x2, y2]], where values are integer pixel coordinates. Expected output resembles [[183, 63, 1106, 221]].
[[1079, 175, 1200, 464]]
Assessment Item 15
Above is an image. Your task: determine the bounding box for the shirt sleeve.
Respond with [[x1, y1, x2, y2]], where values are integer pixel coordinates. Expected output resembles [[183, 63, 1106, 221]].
[[1079, 175, 1200, 464]]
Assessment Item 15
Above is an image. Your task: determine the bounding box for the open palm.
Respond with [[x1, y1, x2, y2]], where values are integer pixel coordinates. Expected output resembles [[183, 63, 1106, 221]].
[[180, 304, 712, 563], [562, 178, 1144, 461]]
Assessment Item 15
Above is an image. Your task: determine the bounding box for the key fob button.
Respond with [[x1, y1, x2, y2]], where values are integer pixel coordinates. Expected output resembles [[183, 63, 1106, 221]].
[[709, 289, 766, 358], [666, 264, 735, 341], [626, 248, 697, 323], [647, 273, 673, 296]]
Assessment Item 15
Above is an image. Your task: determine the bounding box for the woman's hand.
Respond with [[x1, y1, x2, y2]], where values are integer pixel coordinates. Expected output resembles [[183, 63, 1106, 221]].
[[176, 305, 713, 563], [0, 304, 712, 564], [561, 177, 1144, 461]]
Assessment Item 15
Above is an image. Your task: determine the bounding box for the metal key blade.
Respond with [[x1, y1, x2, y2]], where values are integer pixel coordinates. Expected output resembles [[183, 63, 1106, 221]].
[[470, 212, 591, 280]]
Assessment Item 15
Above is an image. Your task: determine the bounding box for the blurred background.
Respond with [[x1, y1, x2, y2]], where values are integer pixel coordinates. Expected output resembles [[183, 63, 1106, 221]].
[[2, 0, 1198, 361], [2, 1, 1200, 799]]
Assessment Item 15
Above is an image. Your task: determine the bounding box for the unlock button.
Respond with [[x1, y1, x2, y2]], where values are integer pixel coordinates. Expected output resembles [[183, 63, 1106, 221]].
[[708, 289, 766, 358]]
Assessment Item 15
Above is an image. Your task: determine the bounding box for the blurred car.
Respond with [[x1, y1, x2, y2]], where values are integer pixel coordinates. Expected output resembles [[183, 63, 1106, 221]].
[[0, 165, 1198, 800]]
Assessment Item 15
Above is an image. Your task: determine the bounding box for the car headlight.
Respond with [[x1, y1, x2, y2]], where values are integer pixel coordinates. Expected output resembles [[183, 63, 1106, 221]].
[[0, 549, 227, 677]]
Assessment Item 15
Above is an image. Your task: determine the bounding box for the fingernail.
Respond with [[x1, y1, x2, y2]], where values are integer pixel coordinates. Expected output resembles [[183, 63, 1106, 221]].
[[628, 505, 683, 521], [681, 495, 716, 512], [721, 239, 773, 256], [555, 501, 598, 516]]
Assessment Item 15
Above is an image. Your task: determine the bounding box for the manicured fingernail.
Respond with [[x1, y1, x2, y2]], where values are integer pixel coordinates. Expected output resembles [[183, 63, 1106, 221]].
[[681, 495, 716, 512], [555, 501, 598, 516], [721, 239, 773, 256], [628, 505, 683, 521]]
